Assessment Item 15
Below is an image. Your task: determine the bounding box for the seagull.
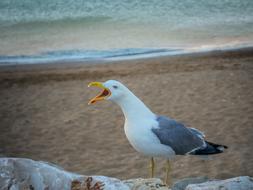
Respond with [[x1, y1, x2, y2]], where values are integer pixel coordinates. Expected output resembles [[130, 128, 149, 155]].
[[88, 80, 227, 185]]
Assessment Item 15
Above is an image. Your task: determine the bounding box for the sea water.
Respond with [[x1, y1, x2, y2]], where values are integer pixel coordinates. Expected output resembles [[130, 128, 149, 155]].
[[0, 0, 253, 64]]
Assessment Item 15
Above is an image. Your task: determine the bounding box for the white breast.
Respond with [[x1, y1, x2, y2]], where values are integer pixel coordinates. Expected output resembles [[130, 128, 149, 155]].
[[124, 118, 175, 158]]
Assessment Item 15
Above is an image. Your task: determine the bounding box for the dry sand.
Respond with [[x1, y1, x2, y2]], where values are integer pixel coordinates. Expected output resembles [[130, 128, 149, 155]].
[[0, 48, 253, 182]]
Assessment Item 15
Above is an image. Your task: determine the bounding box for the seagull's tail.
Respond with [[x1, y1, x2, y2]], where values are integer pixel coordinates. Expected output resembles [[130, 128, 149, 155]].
[[190, 141, 228, 155]]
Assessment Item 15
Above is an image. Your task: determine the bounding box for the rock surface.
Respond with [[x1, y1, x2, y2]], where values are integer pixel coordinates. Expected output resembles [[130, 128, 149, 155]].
[[171, 176, 209, 190], [0, 158, 252, 190], [186, 176, 253, 190], [124, 178, 169, 190], [0, 158, 129, 190]]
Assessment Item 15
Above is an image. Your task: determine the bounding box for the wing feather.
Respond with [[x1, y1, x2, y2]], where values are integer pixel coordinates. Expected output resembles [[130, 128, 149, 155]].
[[152, 116, 205, 155]]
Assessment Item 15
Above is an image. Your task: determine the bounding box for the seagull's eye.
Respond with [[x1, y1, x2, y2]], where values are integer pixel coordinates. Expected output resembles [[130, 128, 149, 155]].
[[113, 85, 118, 89]]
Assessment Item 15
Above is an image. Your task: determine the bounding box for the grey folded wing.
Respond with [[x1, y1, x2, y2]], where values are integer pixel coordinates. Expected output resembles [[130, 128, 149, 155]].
[[189, 127, 205, 139], [152, 115, 205, 155]]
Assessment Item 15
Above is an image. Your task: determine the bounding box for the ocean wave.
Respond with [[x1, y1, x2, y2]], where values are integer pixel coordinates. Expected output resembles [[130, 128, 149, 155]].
[[0, 48, 181, 65], [0, 15, 113, 28], [1, 0, 253, 27]]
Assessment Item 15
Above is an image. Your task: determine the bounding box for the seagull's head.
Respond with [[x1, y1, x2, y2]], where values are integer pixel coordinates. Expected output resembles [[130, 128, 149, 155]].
[[88, 80, 129, 105]]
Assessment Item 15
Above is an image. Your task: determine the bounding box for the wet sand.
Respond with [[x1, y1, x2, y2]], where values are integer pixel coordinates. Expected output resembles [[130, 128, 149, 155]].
[[0, 48, 253, 182]]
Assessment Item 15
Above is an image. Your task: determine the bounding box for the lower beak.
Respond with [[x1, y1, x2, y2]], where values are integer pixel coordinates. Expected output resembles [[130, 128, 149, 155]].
[[88, 82, 111, 105]]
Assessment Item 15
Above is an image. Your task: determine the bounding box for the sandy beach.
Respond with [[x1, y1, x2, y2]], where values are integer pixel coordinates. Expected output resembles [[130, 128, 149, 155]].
[[0, 48, 252, 182]]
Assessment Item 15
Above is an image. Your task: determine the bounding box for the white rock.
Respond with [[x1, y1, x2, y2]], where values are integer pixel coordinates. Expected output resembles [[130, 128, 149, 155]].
[[124, 178, 170, 190], [172, 176, 208, 190], [186, 176, 253, 190], [0, 157, 129, 190]]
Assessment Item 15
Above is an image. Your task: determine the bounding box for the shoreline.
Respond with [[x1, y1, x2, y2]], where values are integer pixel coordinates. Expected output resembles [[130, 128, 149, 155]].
[[0, 46, 253, 86], [0, 45, 253, 67]]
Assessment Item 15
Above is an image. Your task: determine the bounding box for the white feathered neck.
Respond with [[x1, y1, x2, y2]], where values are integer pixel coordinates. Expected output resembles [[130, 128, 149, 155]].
[[112, 89, 155, 121]]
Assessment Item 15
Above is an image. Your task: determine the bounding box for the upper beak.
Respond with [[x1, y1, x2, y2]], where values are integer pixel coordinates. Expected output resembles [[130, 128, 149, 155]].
[[88, 82, 111, 105]]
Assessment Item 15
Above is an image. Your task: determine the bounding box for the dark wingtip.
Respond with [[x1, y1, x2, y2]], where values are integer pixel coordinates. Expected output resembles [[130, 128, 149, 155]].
[[191, 141, 228, 155], [217, 145, 228, 152]]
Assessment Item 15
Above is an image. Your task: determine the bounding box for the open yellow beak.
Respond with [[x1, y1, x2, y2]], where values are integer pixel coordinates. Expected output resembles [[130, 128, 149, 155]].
[[88, 82, 111, 105]]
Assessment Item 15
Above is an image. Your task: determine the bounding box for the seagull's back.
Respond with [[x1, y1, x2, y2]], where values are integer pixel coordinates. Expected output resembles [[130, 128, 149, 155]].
[[152, 116, 205, 155], [152, 115, 227, 156]]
